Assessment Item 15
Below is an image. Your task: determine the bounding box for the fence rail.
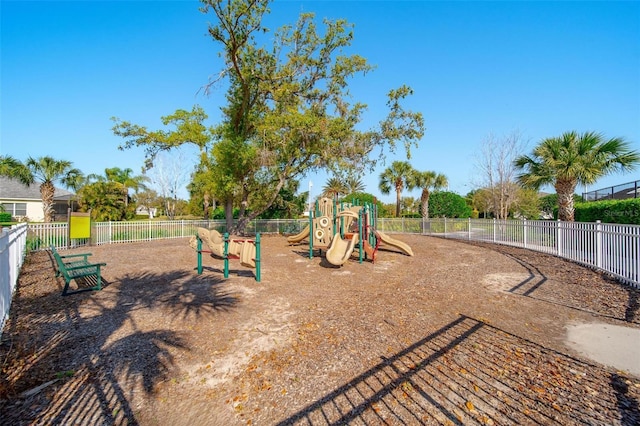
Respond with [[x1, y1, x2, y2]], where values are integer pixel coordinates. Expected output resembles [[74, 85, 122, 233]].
[[583, 179, 640, 202], [1, 223, 28, 336]]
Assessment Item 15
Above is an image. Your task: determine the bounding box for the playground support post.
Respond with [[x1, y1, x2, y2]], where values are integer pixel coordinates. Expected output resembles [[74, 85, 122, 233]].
[[358, 206, 364, 263], [255, 234, 261, 282], [224, 232, 230, 279], [196, 233, 261, 282], [197, 237, 203, 274]]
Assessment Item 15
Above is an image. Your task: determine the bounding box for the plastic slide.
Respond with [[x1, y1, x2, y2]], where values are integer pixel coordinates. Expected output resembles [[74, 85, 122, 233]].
[[375, 231, 414, 256], [287, 225, 310, 244], [326, 233, 359, 266]]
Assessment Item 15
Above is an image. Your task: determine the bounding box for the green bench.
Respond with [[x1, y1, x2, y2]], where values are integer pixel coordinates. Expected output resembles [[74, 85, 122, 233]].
[[50, 246, 107, 296]]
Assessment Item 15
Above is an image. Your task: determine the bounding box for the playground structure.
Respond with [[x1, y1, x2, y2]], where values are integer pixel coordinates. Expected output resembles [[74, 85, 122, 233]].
[[190, 228, 261, 282], [287, 197, 413, 266]]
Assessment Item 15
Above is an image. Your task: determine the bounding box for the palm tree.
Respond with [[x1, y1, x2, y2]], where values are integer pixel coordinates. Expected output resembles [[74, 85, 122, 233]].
[[379, 161, 415, 217], [6, 156, 83, 222], [410, 170, 448, 219], [89, 167, 149, 207], [0, 155, 22, 176], [515, 131, 640, 221], [344, 175, 365, 195], [322, 176, 348, 199]]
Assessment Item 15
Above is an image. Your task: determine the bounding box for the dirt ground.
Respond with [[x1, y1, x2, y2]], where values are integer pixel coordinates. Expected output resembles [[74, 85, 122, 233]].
[[1, 233, 639, 425]]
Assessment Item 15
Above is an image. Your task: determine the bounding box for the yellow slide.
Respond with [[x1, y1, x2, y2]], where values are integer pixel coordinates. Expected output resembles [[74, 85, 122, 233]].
[[376, 231, 414, 256], [287, 225, 310, 244], [326, 233, 359, 266]]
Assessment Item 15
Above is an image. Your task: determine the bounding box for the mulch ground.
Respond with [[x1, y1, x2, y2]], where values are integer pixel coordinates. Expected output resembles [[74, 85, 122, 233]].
[[1, 234, 639, 425]]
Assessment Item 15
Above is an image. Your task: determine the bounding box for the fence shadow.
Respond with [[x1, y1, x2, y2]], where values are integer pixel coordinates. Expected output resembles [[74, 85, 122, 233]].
[[0, 254, 239, 424], [276, 315, 639, 425], [624, 288, 639, 323], [469, 242, 640, 325]]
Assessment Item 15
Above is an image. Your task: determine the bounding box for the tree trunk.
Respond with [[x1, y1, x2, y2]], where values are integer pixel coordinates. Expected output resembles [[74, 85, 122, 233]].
[[230, 175, 288, 235], [165, 199, 176, 220], [203, 192, 210, 219], [224, 199, 234, 232], [395, 188, 402, 218], [555, 179, 577, 221], [421, 189, 430, 219], [40, 182, 56, 222]]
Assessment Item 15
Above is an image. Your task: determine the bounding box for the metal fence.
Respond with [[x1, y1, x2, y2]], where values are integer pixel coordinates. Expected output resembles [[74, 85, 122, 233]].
[[375, 217, 640, 288], [5, 217, 639, 331], [26, 219, 308, 250], [23, 217, 640, 288], [1, 223, 28, 336], [583, 179, 640, 202]]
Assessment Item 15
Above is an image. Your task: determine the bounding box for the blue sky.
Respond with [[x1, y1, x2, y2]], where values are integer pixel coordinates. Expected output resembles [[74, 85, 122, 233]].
[[2, 0, 639, 205]]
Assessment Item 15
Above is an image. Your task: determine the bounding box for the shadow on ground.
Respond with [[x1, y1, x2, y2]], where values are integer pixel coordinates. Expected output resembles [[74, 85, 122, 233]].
[[0, 251, 238, 425], [277, 315, 640, 425]]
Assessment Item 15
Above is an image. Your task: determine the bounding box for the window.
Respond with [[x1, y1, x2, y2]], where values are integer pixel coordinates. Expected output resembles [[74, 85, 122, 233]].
[[1, 203, 27, 217]]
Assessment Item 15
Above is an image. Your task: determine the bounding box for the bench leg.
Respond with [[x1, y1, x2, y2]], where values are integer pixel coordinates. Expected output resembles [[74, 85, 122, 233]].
[[61, 275, 102, 296], [62, 279, 73, 296]]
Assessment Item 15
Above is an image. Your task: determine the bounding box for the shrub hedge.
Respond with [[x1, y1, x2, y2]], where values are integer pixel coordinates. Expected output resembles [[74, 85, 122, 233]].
[[574, 198, 640, 224]]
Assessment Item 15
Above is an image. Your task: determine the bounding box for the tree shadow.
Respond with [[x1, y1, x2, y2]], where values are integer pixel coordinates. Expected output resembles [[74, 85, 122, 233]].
[[276, 315, 639, 425], [0, 252, 240, 424], [117, 270, 237, 320]]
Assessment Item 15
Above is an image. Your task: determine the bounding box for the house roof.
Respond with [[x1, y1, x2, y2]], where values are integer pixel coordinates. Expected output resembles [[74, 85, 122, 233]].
[[0, 176, 75, 201]]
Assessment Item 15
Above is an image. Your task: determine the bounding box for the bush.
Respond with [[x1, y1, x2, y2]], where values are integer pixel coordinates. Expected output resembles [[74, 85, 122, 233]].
[[429, 192, 472, 218], [574, 199, 640, 224], [0, 212, 12, 223]]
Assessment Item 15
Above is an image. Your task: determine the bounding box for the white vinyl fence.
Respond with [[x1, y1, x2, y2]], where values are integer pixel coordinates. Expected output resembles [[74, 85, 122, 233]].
[[26, 219, 307, 250], [24, 217, 640, 288], [0, 223, 28, 336], [377, 217, 640, 288], [3, 217, 638, 336]]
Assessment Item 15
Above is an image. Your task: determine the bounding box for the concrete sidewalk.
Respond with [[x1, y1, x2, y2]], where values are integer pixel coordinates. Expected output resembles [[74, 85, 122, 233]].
[[566, 322, 640, 377]]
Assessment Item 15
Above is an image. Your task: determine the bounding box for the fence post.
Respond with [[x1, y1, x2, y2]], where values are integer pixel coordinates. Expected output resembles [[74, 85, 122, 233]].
[[468, 218, 471, 240], [523, 219, 527, 248], [557, 219, 563, 257], [596, 220, 602, 269], [493, 218, 496, 243], [444, 217, 447, 237]]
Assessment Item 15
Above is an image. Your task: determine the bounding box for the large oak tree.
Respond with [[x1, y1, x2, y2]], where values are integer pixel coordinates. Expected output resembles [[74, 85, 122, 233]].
[[114, 0, 424, 234]]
